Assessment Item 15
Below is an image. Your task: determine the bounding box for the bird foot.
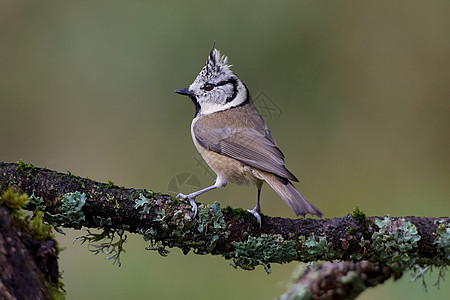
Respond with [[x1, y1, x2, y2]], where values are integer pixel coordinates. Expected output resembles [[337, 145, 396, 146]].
[[177, 193, 198, 218], [247, 208, 261, 227]]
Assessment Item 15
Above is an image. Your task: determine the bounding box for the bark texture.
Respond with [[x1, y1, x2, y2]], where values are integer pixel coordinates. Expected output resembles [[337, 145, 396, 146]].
[[0, 205, 59, 300], [0, 161, 448, 299], [277, 261, 402, 300]]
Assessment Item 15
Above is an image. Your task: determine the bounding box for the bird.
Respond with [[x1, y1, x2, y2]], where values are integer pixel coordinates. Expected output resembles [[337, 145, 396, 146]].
[[174, 44, 323, 225]]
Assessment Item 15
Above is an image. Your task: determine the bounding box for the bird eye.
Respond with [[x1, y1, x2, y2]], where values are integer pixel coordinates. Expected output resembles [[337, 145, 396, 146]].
[[203, 83, 214, 91]]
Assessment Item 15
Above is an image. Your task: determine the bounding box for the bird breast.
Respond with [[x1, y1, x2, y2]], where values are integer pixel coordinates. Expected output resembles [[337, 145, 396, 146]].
[[191, 116, 264, 186]]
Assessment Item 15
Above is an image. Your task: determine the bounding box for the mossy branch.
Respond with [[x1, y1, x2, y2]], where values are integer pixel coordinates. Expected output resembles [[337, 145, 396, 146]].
[[1, 161, 449, 299], [277, 261, 402, 300]]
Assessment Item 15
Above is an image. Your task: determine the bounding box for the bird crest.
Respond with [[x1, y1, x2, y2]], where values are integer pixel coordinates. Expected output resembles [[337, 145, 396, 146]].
[[202, 44, 232, 80]]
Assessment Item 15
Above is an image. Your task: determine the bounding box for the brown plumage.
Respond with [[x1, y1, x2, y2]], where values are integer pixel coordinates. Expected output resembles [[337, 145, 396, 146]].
[[192, 101, 323, 218]]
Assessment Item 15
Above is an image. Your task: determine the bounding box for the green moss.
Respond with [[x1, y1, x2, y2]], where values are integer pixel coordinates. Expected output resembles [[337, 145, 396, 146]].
[[105, 194, 119, 209], [352, 206, 366, 222], [42, 274, 66, 300], [348, 226, 356, 235], [223, 205, 233, 214], [66, 171, 88, 188], [171, 196, 180, 205], [16, 159, 37, 178], [235, 208, 248, 220], [137, 189, 155, 199], [0, 188, 65, 298], [0, 188, 30, 232], [1, 187, 29, 212], [223, 205, 248, 220], [30, 211, 54, 241], [228, 234, 297, 273], [106, 180, 115, 189], [351, 206, 371, 236], [1, 188, 56, 241]]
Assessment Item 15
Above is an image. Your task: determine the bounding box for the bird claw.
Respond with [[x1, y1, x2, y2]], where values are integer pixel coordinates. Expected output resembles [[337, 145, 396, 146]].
[[176, 193, 198, 219], [247, 208, 262, 227], [189, 198, 198, 219], [176, 193, 187, 199]]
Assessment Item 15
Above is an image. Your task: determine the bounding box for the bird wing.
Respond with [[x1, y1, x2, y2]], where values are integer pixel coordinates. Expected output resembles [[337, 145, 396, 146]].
[[193, 110, 298, 182]]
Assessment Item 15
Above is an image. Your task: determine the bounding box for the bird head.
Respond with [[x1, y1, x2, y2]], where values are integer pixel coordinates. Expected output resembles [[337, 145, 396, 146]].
[[175, 45, 248, 117]]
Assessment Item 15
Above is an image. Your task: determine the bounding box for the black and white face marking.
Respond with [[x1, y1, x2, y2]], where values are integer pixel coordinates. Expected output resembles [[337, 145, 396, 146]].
[[176, 48, 248, 117]]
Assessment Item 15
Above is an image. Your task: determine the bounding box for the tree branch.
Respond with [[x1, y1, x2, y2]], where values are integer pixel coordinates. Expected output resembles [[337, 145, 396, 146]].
[[0, 185, 62, 299], [1, 161, 449, 299], [277, 261, 402, 300], [0, 204, 58, 300]]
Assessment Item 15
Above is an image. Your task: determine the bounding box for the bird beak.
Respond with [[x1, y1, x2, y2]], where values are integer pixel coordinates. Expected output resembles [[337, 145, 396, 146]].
[[174, 88, 194, 96]]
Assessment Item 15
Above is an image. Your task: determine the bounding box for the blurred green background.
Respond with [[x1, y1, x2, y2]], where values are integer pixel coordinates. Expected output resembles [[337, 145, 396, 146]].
[[1, 0, 449, 299]]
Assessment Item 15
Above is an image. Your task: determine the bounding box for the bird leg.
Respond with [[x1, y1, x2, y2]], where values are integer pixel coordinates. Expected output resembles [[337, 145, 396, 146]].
[[247, 187, 262, 227], [177, 179, 226, 218]]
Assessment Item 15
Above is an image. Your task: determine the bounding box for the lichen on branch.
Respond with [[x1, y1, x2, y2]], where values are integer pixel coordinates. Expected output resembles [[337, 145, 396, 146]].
[[0, 161, 449, 276]]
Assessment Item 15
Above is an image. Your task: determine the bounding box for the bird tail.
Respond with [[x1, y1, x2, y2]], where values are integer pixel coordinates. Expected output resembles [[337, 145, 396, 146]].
[[259, 171, 323, 217]]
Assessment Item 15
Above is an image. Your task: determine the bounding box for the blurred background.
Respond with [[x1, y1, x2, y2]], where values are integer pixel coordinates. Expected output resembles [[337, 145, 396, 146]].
[[1, 0, 449, 299]]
